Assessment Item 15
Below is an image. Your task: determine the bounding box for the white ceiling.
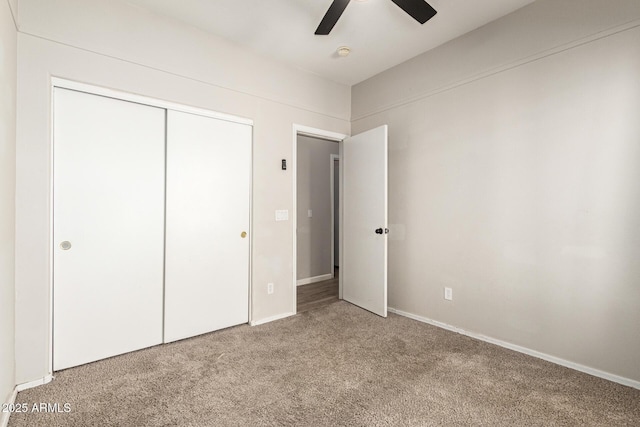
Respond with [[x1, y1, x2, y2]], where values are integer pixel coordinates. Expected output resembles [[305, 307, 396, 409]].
[[124, 0, 534, 86]]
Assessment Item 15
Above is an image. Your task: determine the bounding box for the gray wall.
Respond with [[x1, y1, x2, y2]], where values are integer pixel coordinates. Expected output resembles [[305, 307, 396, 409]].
[[297, 135, 339, 281], [352, 0, 640, 383], [1, 0, 17, 408]]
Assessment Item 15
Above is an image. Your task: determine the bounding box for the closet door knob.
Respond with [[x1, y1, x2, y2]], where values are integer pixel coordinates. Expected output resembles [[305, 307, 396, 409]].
[[60, 241, 72, 250], [240, 231, 247, 238]]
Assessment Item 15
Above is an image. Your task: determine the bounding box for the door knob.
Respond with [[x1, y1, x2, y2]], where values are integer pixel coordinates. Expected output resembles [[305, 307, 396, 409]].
[[375, 228, 383, 234], [240, 231, 247, 238], [60, 241, 72, 250]]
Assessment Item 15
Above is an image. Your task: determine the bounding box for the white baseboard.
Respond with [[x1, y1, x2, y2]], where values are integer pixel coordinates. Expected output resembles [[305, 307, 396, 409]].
[[388, 307, 640, 390], [1, 387, 17, 427], [250, 311, 295, 326], [1, 375, 54, 427], [15, 374, 53, 392], [296, 273, 332, 286]]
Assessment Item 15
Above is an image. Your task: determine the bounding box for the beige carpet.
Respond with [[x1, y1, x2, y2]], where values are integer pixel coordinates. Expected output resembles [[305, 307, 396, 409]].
[[9, 301, 640, 426]]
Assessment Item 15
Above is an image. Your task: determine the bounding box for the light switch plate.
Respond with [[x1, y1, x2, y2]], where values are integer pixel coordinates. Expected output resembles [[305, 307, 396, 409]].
[[275, 210, 289, 221], [308, 209, 313, 218]]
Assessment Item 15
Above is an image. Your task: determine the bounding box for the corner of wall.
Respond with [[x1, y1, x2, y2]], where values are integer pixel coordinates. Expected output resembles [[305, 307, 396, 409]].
[[1, 0, 18, 417], [7, 0, 18, 29]]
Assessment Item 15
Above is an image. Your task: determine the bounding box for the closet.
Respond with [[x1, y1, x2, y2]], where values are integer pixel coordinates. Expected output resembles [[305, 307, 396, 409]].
[[53, 87, 251, 371]]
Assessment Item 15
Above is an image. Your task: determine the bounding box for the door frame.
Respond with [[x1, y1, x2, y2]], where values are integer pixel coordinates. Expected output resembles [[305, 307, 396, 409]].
[[50, 77, 254, 375], [292, 125, 348, 314], [329, 153, 340, 280]]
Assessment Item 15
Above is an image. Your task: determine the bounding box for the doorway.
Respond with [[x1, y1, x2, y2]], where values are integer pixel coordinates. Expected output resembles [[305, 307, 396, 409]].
[[292, 125, 346, 313], [295, 134, 340, 312], [296, 153, 341, 314], [291, 124, 388, 317]]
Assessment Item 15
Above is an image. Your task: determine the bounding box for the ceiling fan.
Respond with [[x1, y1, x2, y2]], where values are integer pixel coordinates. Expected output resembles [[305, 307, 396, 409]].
[[315, 0, 437, 35]]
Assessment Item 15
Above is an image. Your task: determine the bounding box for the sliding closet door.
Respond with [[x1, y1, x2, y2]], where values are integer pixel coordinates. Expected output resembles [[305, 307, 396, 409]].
[[164, 110, 251, 343], [53, 88, 165, 370]]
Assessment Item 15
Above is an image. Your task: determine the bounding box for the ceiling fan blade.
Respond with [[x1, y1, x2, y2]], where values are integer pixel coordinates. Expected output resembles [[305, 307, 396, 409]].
[[390, 0, 437, 24], [315, 0, 351, 35]]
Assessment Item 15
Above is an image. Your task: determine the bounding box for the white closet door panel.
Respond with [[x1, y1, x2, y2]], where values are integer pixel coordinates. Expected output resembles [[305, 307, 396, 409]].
[[165, 110, 251, 343], [53, 88, 165, 370], [342, 125, 388, 317]]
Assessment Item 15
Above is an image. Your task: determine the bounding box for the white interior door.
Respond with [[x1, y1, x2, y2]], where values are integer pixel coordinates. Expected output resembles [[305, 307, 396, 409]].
[[342, 125, 388, 317], [164, 110, 251, 343], [53, 88, 165, 371]]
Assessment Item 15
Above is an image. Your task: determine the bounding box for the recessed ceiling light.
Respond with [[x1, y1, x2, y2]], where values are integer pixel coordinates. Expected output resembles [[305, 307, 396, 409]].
[[337, 46, 351, 57]]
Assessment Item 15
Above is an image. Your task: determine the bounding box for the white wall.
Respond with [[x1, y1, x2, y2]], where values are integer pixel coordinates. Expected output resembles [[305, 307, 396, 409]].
[[352, 0, 640, 383], [14, 0, 350, 385], [0, 0, 17, 410], [296, 135, 339, 281]]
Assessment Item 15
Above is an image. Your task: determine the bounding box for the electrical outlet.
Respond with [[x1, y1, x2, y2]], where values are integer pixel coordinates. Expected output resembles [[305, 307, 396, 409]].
[[267, 283, 274, 295], [308, 209, 313, 218], [444, 287, 453, 301]]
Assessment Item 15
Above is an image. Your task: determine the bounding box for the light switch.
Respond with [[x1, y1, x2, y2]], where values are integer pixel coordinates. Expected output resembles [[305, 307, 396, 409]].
[[308, 209, 313, 218], [275, 210, 289, 221]]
